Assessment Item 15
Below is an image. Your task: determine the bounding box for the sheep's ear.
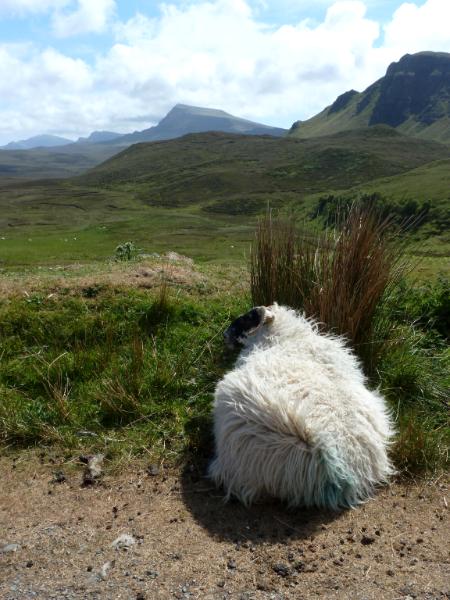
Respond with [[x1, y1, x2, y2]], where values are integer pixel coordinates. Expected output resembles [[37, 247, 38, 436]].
[[263, 305, 275, 324]]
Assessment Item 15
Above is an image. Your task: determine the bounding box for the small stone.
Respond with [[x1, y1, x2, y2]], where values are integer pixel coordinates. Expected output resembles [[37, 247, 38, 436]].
[[99, 560, 114, 580], [227, 559, 237, 570], [81, 454, 104, 486], [26, 560, 34, 568], [146, 570, 158, 579], [217, 580, 225, 588], [147, 464, 160, 477], [361, 535, 375, 545], [272, 563, 290, 577], [112, 533, 136, 550], [136, 593, 146, 600], [52, 471, 66, 484], [386, 569, 395, 576], [0, 543, 20, 554]]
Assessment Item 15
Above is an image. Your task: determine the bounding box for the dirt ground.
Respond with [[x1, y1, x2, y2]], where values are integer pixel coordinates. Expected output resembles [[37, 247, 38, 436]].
[[0, 456, 448, 600]]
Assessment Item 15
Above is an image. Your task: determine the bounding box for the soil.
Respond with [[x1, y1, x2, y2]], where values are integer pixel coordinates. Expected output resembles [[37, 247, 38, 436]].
[[0, 456, 448, 600]]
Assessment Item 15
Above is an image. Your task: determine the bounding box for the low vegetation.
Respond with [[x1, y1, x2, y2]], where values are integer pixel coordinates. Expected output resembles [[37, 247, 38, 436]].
[[0, 274, 247, 461]]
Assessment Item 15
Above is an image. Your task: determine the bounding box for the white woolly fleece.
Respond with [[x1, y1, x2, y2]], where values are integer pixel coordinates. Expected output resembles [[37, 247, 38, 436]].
[[209, 304, 395, 510]]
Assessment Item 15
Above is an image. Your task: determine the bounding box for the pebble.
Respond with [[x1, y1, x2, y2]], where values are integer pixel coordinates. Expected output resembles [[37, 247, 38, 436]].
[[146, 570, 159, 579], [272, 563, 290, 577], [361, 535, 376, 545], [52, 471, 67, 484], [0, 543, 21, 554], [112, 533, 136, 550], [227, 559, 237, 570], [99, 560, 115, 580]]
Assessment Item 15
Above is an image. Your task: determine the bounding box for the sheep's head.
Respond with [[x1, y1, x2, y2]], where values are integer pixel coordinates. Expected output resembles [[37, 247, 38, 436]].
[[224, 305, 275, 349]]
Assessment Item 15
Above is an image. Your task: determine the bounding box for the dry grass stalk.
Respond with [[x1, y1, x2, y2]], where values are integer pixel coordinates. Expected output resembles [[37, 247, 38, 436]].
[[250, 205, 410, 374]]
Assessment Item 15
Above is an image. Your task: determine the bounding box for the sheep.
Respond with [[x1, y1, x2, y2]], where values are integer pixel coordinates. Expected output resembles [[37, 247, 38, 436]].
[[208, 304, 394, 510]]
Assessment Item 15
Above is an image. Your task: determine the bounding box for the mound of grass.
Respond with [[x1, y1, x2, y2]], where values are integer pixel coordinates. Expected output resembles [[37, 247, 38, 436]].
[[0, 282, 246, 459]]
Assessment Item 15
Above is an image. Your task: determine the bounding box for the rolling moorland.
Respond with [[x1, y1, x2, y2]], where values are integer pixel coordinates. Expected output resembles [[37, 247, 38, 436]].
[[0, 126, 449, 268]]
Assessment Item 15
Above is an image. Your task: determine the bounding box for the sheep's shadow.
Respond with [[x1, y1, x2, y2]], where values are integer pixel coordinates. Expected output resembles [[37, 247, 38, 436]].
[[180, 458, 341, 545]]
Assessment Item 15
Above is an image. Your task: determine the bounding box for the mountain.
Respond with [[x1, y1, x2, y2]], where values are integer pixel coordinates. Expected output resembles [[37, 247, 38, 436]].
[[0, 105, 287, 178], [291, 51, 450, 144], [1, 134, 73, 150], [75, 131, 124, 144], [115, 104, 287, 145]]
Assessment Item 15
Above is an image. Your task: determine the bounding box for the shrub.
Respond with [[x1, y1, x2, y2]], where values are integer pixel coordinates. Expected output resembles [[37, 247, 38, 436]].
[[251, 204, 408, 374], [114, 241, 138, 261]]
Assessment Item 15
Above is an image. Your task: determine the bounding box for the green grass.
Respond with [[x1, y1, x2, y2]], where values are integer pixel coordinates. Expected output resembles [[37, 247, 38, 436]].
[[82, 129, 449, 196], [0, 278, 247, 459], [0, 259, 448, 474]]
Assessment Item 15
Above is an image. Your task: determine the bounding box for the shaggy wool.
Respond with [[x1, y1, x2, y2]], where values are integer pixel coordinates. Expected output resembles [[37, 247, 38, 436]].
[[209, 304, 395, 510]]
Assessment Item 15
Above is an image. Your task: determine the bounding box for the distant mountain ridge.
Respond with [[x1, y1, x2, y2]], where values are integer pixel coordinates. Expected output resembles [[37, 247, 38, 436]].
[[114, 104, 287, 145], [75, 131, 124, 144], [291, 51, 450, 144], [0, 104, 286, 155], [1, 134, 73, 150]]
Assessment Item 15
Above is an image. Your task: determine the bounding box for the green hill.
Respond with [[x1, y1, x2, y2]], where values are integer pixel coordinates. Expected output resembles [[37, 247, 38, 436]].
[[80, 128, 449, 213], [291, 52, 450, 144]]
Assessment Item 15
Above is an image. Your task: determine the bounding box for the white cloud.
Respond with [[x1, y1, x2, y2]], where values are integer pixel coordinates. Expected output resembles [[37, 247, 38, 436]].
[[0, 0, 68, 16], [0, 0, 449, 143], [384, 0, 450, 53], [0, 44, 93, 141], [97, 0, 382, 126], [52, 0, 117, 37]]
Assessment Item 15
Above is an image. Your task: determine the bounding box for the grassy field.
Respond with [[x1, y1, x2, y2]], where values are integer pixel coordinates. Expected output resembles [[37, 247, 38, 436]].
[[1, 128, 449, 271]]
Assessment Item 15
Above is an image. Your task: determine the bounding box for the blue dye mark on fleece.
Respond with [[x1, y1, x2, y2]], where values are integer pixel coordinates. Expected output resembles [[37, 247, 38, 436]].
[[319, 446, 358, 509]]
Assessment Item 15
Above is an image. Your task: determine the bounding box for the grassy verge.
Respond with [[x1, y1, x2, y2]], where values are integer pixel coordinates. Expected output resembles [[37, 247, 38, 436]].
[[0, 267, 247, 462], [0, 258, 448, 475]]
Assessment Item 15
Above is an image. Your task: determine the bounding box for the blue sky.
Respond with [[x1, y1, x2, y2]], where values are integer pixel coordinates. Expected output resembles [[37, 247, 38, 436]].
[[0, 0, 449, 143]]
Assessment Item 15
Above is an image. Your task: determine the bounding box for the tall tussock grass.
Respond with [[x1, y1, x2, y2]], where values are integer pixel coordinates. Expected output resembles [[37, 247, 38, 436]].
[[251, 205, 449, 474], [251, 204, 408, 373]]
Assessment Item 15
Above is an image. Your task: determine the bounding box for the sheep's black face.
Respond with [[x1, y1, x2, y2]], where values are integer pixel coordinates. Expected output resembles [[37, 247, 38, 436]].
[[224, 307, 265, 349]]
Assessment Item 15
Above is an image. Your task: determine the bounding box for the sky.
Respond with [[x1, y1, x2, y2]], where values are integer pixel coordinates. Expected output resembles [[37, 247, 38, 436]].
[[0, 0, 449, 144]]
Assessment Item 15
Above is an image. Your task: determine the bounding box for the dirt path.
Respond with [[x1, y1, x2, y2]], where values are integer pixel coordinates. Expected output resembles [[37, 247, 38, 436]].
[[0, 456, 448, 600]]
